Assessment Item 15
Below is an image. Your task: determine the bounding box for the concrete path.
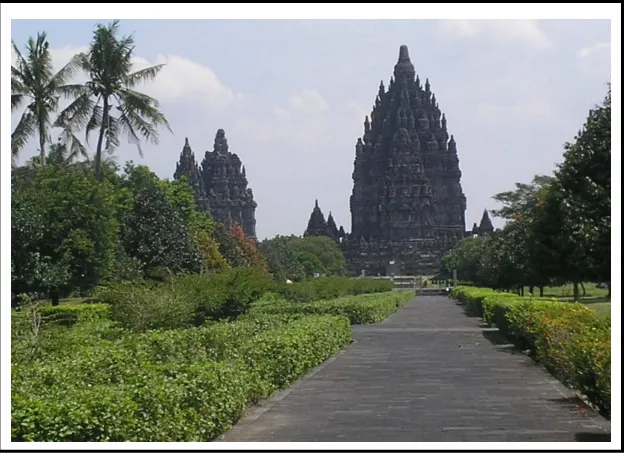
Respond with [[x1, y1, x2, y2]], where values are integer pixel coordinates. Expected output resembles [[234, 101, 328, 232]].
[[222, 296, 611, 442]]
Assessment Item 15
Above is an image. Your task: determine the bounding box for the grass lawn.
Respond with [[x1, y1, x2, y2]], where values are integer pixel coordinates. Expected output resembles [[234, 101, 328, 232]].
[[585, 302, 611, 318]]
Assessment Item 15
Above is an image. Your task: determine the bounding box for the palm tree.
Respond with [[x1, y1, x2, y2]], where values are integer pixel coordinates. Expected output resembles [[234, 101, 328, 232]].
[[56, 20, 172, 180], [11, 32, 80, 166]]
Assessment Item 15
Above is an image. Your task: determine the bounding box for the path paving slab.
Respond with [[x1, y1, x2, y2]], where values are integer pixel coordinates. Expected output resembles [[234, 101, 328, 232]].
[[221, 296, 611, 442]]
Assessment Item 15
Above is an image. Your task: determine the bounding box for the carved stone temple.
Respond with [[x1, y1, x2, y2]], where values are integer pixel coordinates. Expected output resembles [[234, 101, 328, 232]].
[[174, 129, 257, 238], [303, 200, 345, 243], [341, 45, 467, 276]]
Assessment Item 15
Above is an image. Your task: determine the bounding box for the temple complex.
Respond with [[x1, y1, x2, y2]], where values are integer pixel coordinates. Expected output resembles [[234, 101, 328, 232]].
[[174, 129, 257, 238], [341, 45, 467, 276]]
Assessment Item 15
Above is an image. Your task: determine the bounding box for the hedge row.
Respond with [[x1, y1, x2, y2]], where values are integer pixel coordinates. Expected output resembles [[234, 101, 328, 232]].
[[91, 270, 395, 331], [275, 277, 394, 303], [11, 314, 351, 441], [249, 291, 413, 324], [451, 286, 611, 419]]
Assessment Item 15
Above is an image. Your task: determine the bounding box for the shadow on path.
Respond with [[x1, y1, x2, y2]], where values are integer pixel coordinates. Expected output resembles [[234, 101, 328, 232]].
[[222, 296, 611, 442]]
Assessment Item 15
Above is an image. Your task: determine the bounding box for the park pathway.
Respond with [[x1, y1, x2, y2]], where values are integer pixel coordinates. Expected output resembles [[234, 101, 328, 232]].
[[222, 296, 611, 442]]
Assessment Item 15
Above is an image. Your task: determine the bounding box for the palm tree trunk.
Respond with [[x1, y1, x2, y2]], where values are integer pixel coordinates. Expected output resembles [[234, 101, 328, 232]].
[[95, 97, 110, 181], [38, 118, 46, 166]]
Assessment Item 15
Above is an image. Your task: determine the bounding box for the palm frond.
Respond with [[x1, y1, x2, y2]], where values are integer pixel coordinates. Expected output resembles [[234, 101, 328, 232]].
[[85, 100, 103, 145], [55, 91, 95, 130], [59, 128, 89, 163], [125, 63, 165, 89], [118, 88, 172, 133], [12, 111, 37, 157], [48, 53, 83, 91]]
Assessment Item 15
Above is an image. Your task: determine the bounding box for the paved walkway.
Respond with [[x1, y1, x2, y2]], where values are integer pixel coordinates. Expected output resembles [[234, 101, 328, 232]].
[[222, 296, 611, 442]]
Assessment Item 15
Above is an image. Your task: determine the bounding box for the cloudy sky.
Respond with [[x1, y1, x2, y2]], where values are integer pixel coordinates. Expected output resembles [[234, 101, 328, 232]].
[[10, 19, 611, 240]]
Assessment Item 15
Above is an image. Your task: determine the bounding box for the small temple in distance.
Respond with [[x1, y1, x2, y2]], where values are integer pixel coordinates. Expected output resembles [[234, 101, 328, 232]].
[[303, 200, 345, 243], [174, 129, 257, 239]]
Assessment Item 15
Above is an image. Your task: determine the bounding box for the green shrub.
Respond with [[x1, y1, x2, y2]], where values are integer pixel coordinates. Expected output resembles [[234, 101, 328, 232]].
[[276, 277, 393, 303], [452, 286, 611, 419], [38, 303, 111, 326], [11, 313, 352, 441], [95, 282, 195, 331], [250, 291, 412, 325], [173, 267, 275, 322], [242, 316, 351, 389]]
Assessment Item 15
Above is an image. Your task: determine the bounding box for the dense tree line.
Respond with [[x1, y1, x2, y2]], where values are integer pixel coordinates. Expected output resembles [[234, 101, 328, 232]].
[[11, 21, 349, 305], [443, 88, 611, 302]]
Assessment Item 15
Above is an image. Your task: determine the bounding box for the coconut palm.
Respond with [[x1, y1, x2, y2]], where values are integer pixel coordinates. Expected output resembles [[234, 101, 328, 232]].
[[56, 20, 172, 180], [11, 32, 80, 166]]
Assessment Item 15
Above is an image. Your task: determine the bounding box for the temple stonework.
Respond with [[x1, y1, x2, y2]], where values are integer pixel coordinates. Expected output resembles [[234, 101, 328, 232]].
[[341, 45, 467, 276], [303, 200, 345, 243], [174, 129, 257, 238], [470, 209, 494, 237]]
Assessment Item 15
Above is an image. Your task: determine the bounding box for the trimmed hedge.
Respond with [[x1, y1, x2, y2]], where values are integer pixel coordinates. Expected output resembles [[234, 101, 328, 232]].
[[11, 314, 351, 442], [249, 291, 413, 324], [451, 286, 611, 419], [276, 277, 394, 303]]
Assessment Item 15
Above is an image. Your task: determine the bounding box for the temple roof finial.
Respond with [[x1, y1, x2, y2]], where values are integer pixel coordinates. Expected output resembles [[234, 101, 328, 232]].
[[398, 45, 411, 62]]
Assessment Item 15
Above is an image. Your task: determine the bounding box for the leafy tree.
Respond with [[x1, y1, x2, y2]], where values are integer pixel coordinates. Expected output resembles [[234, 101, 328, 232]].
[[260, 236, 306, 282], [196, 231, 230, 273], [442, 236, 489, 285], [56, 20, 171, 180], [11, 32, 81, 165], [284, 235, 347, 276], [231, 225, 268, 271], [120, 166, 201, 274], [211, 222, 245, 267], [12, 166, 119, 302], [556, 87, 611, 293]]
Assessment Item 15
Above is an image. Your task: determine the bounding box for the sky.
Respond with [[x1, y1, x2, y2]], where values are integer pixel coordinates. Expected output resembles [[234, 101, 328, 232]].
[[9, 18, 612, 240]]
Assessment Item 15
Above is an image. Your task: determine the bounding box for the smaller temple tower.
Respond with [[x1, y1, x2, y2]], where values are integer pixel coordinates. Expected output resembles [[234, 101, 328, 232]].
[[304, 200, 329, 237], [174, 129, 257, 238], [303, 200, 344, 242], [477, 209, 494, 236]]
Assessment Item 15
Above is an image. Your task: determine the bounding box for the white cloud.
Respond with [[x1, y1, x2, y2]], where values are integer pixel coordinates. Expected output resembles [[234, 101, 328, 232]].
[[11, 45, 240, 111], [439, 19, 554, 49], [577, 42, 610, 58], [132, 54, 241, 110]]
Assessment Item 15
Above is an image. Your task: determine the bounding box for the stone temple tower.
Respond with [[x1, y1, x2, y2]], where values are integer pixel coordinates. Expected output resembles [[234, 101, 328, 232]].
[[342, 45, 467, 275], [174, 129, 257, 238]]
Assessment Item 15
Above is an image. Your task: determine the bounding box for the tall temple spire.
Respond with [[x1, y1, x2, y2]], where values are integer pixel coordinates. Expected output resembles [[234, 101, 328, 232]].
[[346, 42, 467, 276], [213, 129, 229, 154], [393, 44, 415, 81]]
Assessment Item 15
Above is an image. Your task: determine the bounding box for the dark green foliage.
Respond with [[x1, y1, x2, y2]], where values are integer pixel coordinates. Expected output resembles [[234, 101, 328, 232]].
[[120, 166, 202, 274], [556, 88, 611, 286], [94, 281, 196, 331], [173, 268, 276, 323], [259, 236, 306, 282], [11, 166, 119, 299], [282, 235, 347, 276]]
